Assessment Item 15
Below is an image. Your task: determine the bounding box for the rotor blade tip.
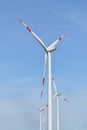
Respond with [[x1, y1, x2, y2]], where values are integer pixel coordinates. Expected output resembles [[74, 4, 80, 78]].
[[18, 18, 22, 23], [62, 34, 66, 37], [52, 76, 54, 81], [58, 34, 65, 41]]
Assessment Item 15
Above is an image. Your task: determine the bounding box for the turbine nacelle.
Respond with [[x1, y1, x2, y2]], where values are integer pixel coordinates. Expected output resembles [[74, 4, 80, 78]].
[[52, 93, 61, 99], [46, 46, 56, 52]]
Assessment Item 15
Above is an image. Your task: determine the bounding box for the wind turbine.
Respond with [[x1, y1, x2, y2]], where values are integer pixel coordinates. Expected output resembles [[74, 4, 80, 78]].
[[52, 75, 69, 130], [18, 18, 64, 130], [35, 103, 47, 130]]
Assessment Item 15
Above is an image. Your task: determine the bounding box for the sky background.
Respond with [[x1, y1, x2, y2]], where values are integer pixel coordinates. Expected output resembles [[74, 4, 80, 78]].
[[0, 0, 87, 130]]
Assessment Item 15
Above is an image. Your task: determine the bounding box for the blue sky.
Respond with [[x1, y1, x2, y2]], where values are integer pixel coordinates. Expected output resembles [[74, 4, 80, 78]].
[[0, 0, 87, 130]]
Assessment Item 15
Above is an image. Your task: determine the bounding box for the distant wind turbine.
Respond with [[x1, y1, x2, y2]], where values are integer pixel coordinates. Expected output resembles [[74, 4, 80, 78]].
[[52, 75, 69, 130], [35, 103, 47, 130]]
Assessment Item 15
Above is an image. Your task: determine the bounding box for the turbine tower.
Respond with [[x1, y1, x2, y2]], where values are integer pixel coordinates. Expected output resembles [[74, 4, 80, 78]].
[[18, 18, 64, 130]]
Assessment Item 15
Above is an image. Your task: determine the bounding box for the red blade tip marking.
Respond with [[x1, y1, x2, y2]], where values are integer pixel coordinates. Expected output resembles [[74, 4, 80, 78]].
[[26, 26, 31, 32], [52, 76, 54, 81], [64, 98, 69, 102], [42, 77, 45, 85], [46, 104, 48, 107], [18, 18, 22, 23], [58, 37, 62, 41]]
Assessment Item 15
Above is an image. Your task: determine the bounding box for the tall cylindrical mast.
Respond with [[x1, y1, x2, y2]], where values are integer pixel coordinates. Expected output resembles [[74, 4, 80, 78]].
[[56, 96, 59, 130], [48, 52, 52, 130], [40, 112, 42, 130]]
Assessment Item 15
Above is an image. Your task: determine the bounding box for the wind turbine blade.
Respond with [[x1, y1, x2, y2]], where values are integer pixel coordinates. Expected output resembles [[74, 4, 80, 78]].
[[41, 104, 48, 112], [40, 52, 47, 98], [41, 107, 45, 111], [45, 104, 48, 108], [59, 95, 69, 102], [52, 75, 57, 94], [31, 31, 47, 50], [42, 52, 47, 85], [34, 102, 48, 112], [34, 103, 40, 111], [18, 18, 31, 32], [52, 94, 57, 99], [40, 104, 48, 111], [52, 93, 61, 100], [18, 18, 47, 50], [40, 89, 43, 98], [47, 34, 65, 51]]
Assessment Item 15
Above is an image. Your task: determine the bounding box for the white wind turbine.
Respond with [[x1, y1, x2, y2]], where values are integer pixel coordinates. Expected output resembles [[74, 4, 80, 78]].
[[18, 18, 64, 130], [35, 103, 47, 130], [52, 75, 69, 130]]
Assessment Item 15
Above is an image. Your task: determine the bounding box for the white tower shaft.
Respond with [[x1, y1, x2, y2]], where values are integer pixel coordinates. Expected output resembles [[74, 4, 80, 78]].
[[40, 112, 42, 130], [56, 96, 59, 130], [48, 52, 52, 130]]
